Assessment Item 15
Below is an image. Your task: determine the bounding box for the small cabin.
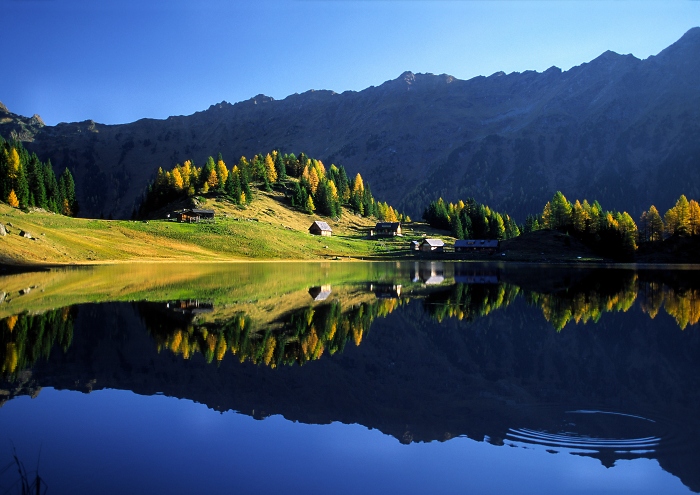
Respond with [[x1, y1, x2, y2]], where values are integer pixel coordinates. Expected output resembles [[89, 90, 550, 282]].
[[420, 239, 445, 252], [309, 285, 332, 301], [410, 240, 420, 251], [372, 222, 402, 237], [454, 239, 499, 254], [177, 209, 215, 223], [370, 283, 402, 299], [309, 220, 332, 237]]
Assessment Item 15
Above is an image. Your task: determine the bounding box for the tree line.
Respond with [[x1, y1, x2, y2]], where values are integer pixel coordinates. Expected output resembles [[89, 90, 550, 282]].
[[639, 195, 700, 241], [422, 197, 520, 240], [523, 191, 638, 258], [0, 136, 78, 216], [137, 150, 409, 222]]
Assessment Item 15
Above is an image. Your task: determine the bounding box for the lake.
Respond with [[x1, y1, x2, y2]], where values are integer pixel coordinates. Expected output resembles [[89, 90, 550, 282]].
[[1, 262, 699, 494]]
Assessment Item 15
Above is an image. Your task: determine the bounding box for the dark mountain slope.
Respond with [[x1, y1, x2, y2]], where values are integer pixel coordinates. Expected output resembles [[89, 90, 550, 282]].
[[2, 28, 700, 219]]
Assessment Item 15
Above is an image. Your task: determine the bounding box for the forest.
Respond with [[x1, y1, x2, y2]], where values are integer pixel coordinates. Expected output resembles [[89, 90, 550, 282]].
[[136, 150, 409, 222], [0, 136, 78, 216]]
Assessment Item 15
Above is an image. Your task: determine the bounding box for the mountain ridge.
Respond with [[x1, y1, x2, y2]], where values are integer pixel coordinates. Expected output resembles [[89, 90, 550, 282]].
[[2, 28, 700, 219]]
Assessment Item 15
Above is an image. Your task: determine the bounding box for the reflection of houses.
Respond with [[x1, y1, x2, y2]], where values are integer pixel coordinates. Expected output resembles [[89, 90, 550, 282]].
[[370, 222, 402, 237], [454, 265, 500, 284], [411, 262, 445, 285], [176, 209, 215, 223], [309, 221, 333, 237], [370, 283, 402, 299], [309, 285, 332, 301], [166, 300, 214, 315], [420, 239, 445, 252], [454, 239, 499, 254]]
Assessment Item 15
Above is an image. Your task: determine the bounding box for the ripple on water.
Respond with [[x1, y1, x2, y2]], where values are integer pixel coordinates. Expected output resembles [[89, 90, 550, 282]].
[[504, 409, 690, 461]]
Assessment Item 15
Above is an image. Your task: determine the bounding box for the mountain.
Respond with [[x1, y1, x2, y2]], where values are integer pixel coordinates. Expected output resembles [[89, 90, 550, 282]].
[[2, 28, 700, 219]]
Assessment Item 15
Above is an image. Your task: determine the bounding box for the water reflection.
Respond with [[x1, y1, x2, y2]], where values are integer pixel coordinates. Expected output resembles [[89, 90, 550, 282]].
[[1, 262, 700, 492]]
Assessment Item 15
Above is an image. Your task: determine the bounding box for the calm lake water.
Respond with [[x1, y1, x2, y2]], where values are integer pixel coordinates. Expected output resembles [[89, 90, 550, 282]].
[[1, 262, 699, 494]]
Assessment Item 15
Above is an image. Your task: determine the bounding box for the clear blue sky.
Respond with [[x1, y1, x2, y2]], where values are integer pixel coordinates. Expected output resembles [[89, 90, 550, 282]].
[[2, 0, 699, 126]]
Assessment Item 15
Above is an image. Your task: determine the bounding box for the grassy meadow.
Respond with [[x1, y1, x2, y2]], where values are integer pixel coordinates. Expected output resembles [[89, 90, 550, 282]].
[[0, 190, 449, 266]]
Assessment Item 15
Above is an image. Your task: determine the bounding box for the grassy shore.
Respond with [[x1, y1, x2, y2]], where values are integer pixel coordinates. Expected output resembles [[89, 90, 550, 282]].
[[0, 191, 451, 266]]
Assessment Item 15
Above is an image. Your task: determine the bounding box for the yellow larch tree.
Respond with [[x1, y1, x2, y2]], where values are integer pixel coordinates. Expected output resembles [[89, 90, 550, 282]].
[[7, 189, 19, 208], [689, 199, 700, 235], [216, 159, 229, 187], [264, 153, 277, 184], [171, 169, 184, 191], [181, 160, 193, 189], [308, 167, 320, 195], [352, 173, 364, 194], [207, 169, 218, 189], [7, 147, 20, 180]]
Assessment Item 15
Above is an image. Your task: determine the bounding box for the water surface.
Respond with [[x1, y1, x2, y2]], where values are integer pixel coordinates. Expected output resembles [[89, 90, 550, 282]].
[[1, 262, 699, 494]]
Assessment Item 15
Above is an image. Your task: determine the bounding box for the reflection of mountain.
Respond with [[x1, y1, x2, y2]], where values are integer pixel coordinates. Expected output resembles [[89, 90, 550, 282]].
[[5, 299, 700, 492]]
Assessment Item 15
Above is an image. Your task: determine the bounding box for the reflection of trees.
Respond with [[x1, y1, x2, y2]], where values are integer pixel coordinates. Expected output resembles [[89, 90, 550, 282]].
[[528, 274, 638, 332], [0, 308, 75, 378], [145, 298, 405, 369], [424, 284, 520, 323], [426, 272, 700, 332], [641, 284, 700, 330]]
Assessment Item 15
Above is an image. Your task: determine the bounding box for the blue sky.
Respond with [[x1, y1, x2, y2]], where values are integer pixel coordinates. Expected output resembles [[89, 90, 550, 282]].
[[2, 0, 699, 126]]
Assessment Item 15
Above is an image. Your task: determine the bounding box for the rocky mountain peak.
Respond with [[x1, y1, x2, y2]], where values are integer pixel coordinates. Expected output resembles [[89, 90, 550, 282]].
[[0, 101, 8, 114], [654, 26, 700, 64]]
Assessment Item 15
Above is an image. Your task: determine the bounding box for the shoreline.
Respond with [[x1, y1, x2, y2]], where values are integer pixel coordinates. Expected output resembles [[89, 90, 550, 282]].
[[4, 258, 700, 275]]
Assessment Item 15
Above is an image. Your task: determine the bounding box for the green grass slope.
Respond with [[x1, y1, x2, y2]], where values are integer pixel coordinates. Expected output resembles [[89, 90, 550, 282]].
[[0, 190, 425, 265]]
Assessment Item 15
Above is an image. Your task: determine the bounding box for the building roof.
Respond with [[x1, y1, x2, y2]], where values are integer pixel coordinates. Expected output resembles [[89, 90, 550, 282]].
[[375, 222, 401, 230], [191, 209, 215, 215], [310, 220, 332, 232], [454, 239, 499, 248], [422, 238, 445, 247]]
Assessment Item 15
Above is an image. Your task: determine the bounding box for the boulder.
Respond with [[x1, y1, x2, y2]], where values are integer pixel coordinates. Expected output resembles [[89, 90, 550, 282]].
[[19, 230, 32, 239], [0, 223, 5, 236]]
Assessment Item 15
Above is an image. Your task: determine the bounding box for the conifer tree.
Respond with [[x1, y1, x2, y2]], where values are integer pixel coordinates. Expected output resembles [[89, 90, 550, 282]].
[[242, 174, 252, 204], [689, 200, 700, 235], [27, 155, 47, 209], [7, 189, 19, 208], [216, 159, 228, 192], [451, 214, 464, 239], [171, 168, 184, 191], [305, 194, 315, 214], [273, 151, 286, 182]]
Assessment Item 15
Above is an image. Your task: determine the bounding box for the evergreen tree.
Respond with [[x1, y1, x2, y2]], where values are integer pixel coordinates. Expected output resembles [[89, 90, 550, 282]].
[[242, 174, 252, 204], [26, 154, 47, 208], [451, 214, 464, 239], [274, 151, 286, 182]]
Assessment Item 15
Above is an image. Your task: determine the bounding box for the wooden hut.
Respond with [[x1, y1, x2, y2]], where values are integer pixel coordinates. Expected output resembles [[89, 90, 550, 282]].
[[177, 209, 215, 223], [454, 239, 499, 254], [420, 239, 445, 252], [372, 222, 402, 237], [309, 221, 332, 237]]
